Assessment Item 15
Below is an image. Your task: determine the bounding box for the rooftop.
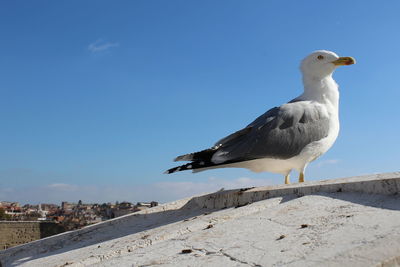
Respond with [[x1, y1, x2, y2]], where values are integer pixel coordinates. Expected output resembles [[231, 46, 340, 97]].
[[1, 172, 400, 266]]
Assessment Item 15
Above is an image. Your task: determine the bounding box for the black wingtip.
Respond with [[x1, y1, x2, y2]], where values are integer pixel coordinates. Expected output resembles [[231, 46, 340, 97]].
[[164, 165, 184, 174], [164, 161, 208, 174]]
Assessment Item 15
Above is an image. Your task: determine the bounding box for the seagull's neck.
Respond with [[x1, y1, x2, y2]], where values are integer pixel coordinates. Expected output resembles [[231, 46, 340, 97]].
[[299, 74, 339, 108]]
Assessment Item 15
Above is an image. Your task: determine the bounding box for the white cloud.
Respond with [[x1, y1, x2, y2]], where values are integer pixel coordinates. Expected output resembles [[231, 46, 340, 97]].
[[0, 177, 275, 205], [316, 159, 340, 167], [88, 39, 119, 52], [46, 183, 79, 191]]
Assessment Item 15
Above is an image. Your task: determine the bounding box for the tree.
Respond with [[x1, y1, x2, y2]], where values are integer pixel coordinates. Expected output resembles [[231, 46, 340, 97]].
[[0, 208, 11, 220]]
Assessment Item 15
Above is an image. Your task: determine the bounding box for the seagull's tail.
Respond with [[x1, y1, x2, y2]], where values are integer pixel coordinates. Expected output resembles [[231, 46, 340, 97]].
[[174, 147, 219, 162], [164, 161, 210, 174], [166, 146, 222, 174]]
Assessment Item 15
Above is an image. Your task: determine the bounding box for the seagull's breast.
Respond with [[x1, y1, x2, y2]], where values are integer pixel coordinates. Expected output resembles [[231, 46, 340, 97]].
[[292, 104, 340, 167]]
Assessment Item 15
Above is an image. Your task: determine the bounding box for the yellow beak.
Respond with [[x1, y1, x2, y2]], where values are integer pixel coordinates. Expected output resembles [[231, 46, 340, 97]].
[[332, 57, 356, 66]]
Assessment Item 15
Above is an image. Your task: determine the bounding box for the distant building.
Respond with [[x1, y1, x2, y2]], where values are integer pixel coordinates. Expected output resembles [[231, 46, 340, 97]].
[[40, 204, 58, 211], [106, 201, 159, 218], [0, 201, 19, 207], [135, 201, 158, 211], [61, 202, 76, 211]]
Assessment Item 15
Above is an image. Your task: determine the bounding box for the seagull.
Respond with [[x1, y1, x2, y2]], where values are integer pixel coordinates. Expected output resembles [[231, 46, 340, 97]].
[[165, 50, 355, 184]]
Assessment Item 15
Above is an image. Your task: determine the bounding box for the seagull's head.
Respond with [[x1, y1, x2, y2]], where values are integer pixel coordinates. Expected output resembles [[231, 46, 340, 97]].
[[300, 50, 355, 79]]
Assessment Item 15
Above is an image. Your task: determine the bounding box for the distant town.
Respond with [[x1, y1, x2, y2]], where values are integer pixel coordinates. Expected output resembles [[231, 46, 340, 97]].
[[0, 200, 158, 250], [0, 200, 159, 229]]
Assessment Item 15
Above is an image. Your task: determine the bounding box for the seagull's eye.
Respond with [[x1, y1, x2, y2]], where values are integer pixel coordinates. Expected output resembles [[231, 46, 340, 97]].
[[317, 55, 324, 60]]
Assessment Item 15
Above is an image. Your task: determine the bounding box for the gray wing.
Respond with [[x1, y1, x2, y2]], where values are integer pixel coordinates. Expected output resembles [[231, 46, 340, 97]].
[[211, 101, 331, 164]]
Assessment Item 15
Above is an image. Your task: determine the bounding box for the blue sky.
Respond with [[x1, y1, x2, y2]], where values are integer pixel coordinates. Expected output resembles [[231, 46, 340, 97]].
[[1, 1, 400, 204]]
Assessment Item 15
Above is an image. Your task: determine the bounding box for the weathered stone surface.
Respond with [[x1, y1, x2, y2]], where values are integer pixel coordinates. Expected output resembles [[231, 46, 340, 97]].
[[1, 172, 400, 266], [0, 222, 64, 251], [190, 172, 400, 210], [0, 222, 41, 250]]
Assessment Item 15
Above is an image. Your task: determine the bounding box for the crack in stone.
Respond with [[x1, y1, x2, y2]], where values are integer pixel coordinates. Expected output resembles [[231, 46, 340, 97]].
[[266, 217, 292, 228], [220, 250, 263, 267], [188, 246, 262, 266]]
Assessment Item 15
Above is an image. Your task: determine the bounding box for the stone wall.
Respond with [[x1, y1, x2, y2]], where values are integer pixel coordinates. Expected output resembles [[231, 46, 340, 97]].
[[0, 221, 64, 250]]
